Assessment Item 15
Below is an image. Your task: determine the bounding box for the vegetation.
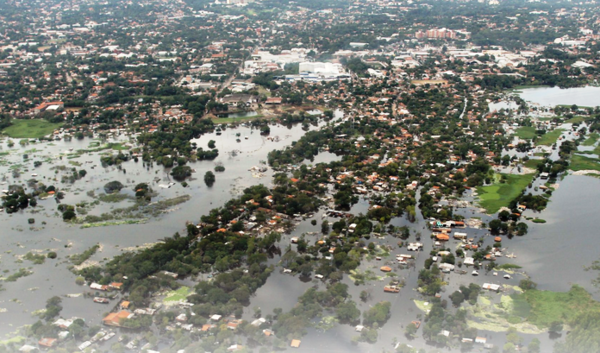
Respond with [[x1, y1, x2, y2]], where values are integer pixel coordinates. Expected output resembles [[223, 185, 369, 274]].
[[570, 155, 600, 172], [204, 171, 215, 186], [538, 129, 564, 146], [4, 268, 32, 282], [1, 119, 62, 138], [517, 285, 600, 329], [70, 244, 100, 266], [103, 180, 124, 194], [23, 252, 45, 265], [477, 174, 534, 213], [514, 126, 536, 140]]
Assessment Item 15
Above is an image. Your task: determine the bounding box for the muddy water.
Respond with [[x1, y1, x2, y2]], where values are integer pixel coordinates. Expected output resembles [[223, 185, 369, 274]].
[[0, 121, 328, 336]]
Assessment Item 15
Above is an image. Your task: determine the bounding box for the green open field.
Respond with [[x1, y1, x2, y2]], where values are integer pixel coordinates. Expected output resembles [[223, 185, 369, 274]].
[[514, 126, 536, 139], [583, 133, 600, 146], [570, 155, 600, 172], [538, 129, 563, 146], [477, 173, 534, 213], [467, 285, 600, 333], [523, 159, 543, 169], [565, 116, 591, 124], [2, 119, 63, 138], [520, 285, 600, 328], [163, 286, 191, 303]]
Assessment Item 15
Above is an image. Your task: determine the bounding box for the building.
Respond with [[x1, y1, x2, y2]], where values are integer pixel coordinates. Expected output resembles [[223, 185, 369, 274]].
[[415, 28, 457, 40], [102, 311, 133, 327], [265, 97, 282, 105], [38, 338, 57, 348]]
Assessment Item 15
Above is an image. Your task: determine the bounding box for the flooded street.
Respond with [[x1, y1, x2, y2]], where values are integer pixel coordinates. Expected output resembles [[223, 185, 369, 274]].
[[0, 121, 327, 337], [0, 95, 599, 352]]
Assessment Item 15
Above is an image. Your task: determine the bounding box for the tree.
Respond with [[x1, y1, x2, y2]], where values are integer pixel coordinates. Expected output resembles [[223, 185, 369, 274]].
[[171, 165, 192, 181], [528, 338, 541, 353], [405, 322, 418, 339], [489, 219, 502, 233], [104, 180, 124, 194], [335, 301, 360, 323], [63, 209, 76, 221], [204, 171, 216, 187], [321, 220, 330, 234], [549, 320, 563, 334], [519, 279, 537, 291], [208, 140, 216, 149], [554, 312, 600, 353], [359, 290, 369, 302], [450, 290, 465, 307], [363, 301, 391, 327]]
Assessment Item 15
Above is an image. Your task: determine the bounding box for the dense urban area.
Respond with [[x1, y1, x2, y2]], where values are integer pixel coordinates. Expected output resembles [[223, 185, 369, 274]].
[[1, 0, 600, 352]]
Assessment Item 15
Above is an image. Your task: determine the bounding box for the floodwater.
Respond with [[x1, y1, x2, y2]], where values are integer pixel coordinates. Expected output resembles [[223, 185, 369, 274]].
[[0, 120, 335, 337], [0, 103, 598, 353], [219, 111, 260, 118], [518, 86, 600, 108], [490, 86, 600, 111]]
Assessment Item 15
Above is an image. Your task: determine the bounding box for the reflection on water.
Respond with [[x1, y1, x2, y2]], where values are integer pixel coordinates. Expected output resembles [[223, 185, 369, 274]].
[[518, 86, 600, 107], [0, 121, 322, 335]]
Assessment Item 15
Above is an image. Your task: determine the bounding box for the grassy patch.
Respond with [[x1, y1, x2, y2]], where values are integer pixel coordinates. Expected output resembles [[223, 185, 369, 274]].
[[69, 244, 100, 266], [523, 159, 543, 169], [496, 264, 522, 270], [465, 295, 542, 334], [348, 269, 381, 285], [565, 116, 590, 124], [4, 268, 33, 282], [0, 336, 26, 345], [532, 218, 546, 223], [164, 286, 191, 303], [79, 219, 147, 228], [98, 193, 132, 203], [2, 119, 63, 138], [538, 129, 564, 146], [520, 285, 600, 328], [570, 155, 600, 172], [477, 173, 534, 213], [583, 133, 600, 146], [514, 126, 536, 140], [23, 252, 46, 265], [413, 300, 431, 312]]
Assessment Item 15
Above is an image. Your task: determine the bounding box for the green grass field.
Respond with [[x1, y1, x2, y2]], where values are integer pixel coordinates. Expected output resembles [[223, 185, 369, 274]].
[[583, 133, 600, 147], [163, 286, 191, 303], [570, 155, 600, 172], [2, 119, 63, 138], [565, 116, 590, 124], [519, 285, 600, 328], [514, 126, 536, 139], [477, 173, 534, 213], [523, 159, 543, 169], [538, 129, 564, 146]]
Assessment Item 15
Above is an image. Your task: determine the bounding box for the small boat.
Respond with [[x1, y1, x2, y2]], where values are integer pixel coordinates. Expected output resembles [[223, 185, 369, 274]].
[[503, 274, 511, 279], [93, 297, 109, 304], [472, 271, 479, 276], [245, 136, 249, 139]]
